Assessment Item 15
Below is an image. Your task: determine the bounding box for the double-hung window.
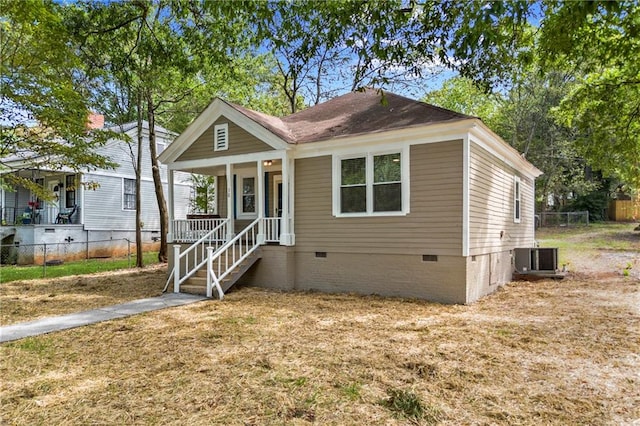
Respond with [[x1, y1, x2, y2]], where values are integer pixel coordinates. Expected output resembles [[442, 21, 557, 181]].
[[334, 148, 408, 217], [242, 177, 256, 214], [65, 175, 76, 208], [235, 173, 257, 219], [123, 178, 136, 210]]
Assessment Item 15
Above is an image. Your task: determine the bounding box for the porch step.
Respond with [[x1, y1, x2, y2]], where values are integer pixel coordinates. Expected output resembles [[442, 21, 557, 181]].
[[180, 249, 262, 297]]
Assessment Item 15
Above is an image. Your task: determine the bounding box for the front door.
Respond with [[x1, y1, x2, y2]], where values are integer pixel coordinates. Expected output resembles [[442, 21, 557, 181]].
[[274, 175, 283, 218], [47, 181, 60, 223]]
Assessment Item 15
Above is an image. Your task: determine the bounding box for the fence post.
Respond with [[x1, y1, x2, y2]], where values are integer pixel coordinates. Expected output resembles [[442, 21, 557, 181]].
[[43, 243, 47, 278]]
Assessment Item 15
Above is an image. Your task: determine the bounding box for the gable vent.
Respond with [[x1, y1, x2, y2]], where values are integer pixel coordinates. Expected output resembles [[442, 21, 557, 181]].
[[214, 123, 228, 151]]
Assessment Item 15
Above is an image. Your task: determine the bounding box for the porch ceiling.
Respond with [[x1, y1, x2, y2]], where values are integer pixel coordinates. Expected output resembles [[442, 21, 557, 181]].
[[183, 158, 283, 176]]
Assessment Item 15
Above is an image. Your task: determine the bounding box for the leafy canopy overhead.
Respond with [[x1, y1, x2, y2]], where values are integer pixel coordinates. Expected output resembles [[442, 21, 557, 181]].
[[0, 0, 117, 197]]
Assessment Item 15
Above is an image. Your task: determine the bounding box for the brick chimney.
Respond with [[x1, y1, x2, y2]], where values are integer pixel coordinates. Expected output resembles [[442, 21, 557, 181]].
[[87, 112, 105, 129]]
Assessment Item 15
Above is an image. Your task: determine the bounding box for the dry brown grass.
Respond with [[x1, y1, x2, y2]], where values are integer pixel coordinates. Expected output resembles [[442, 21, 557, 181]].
[[2, 224, 639, 424], [0, 265, 166, 325], [2, 274, 639, 425]]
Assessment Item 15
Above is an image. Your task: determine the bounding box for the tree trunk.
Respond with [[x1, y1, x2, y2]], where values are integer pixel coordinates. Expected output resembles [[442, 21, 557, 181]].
[[146, 92, 169, 263], [135, 91, 144, 268]]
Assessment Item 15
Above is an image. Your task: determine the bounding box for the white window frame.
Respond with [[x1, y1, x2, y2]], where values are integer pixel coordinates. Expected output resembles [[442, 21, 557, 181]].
[[236, 172, 258, 219], [332, 147, 410, 217], [513, 175, 521, 223], [123, 178, 136, 211], [214, 123, 229, 151]]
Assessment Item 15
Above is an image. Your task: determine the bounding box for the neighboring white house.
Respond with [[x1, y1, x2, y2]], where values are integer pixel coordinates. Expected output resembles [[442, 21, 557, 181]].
[[0, 119, 192, 264]]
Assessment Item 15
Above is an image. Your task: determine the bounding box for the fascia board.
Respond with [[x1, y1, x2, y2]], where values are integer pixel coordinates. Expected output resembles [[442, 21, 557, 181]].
[[292, 120, 476, 159]]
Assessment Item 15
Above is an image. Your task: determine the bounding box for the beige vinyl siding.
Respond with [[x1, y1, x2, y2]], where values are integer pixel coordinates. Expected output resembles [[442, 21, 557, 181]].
[[177, 116, 274, 161], [294, 140, 463, 255], [468, 142, 535, 255]]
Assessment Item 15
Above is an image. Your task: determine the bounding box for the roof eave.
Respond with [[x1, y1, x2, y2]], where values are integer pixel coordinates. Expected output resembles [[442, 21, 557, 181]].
[[469, 120, 543, 179]]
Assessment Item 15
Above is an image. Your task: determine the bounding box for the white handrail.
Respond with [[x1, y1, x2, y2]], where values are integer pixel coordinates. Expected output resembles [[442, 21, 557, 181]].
[[171, 219, 229, 292], [207, 217, 262, 299]]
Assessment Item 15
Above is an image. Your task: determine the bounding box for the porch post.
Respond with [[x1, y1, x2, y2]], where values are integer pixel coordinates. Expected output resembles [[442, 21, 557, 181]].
[[257, 160, 265, 244], [280, 153, 294, 246], [226, 163, 234, 239], [167, 169, 174, 242]]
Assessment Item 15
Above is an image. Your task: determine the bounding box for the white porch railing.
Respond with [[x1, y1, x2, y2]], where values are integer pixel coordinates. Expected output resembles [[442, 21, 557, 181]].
[[206, 217, 262, 299], [167, 219, 229, 293], [172, 218, 227, 242], [263, 217, 281, 243]]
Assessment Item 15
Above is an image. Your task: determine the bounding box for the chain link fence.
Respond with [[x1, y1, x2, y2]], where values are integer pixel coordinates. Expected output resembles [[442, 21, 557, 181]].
[[536, 211, 590, 228], [1, 238, 134, 273]]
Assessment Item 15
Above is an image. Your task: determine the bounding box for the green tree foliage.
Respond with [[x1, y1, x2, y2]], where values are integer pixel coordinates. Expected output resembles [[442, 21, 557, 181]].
[[424, 73, 596, 211], [0, 0, 116, 198], [422, 0, 638, 212], [423, 77, 501, 129], [544, 1, 640, 195], [189, 174, 216, 214], [495, 70, 597, 210], [66, 1, 288, 263], [255, 0, 454, 111]]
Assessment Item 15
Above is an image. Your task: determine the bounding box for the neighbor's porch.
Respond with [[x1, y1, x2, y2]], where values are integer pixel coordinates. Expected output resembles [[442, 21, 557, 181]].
[[1, 170, 82, 226]]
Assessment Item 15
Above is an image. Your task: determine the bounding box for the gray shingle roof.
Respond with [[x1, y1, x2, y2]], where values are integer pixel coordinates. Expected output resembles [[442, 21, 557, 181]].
[[226, 88, 475, 144]]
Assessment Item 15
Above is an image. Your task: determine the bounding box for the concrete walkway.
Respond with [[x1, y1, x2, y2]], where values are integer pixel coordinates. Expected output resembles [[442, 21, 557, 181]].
[[0, 293, 207, 343]]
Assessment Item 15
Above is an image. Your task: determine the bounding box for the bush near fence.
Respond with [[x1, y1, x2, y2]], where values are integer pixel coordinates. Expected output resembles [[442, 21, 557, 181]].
[[0, 238, 160, 266]]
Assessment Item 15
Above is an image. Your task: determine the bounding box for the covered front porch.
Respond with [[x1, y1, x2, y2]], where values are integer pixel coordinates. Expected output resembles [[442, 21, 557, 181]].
[[167, 151, 294, 246], [1, 170, 82, 226], [165, 151, 295, 298]]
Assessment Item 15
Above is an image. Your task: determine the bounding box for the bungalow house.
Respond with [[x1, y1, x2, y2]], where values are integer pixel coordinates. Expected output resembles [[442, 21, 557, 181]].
[[0, 120, 192, 264], [159, 89, 542, 304]]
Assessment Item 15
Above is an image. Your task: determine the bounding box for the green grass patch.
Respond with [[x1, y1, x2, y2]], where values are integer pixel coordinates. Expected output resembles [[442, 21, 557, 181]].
[[537, 223, 639, 250], [383, 388, 442, 423], [340, 382, 362, 401], [8, 337, 55, 356], [0, 252, 159, 283], [535, 223, 639, 266]]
